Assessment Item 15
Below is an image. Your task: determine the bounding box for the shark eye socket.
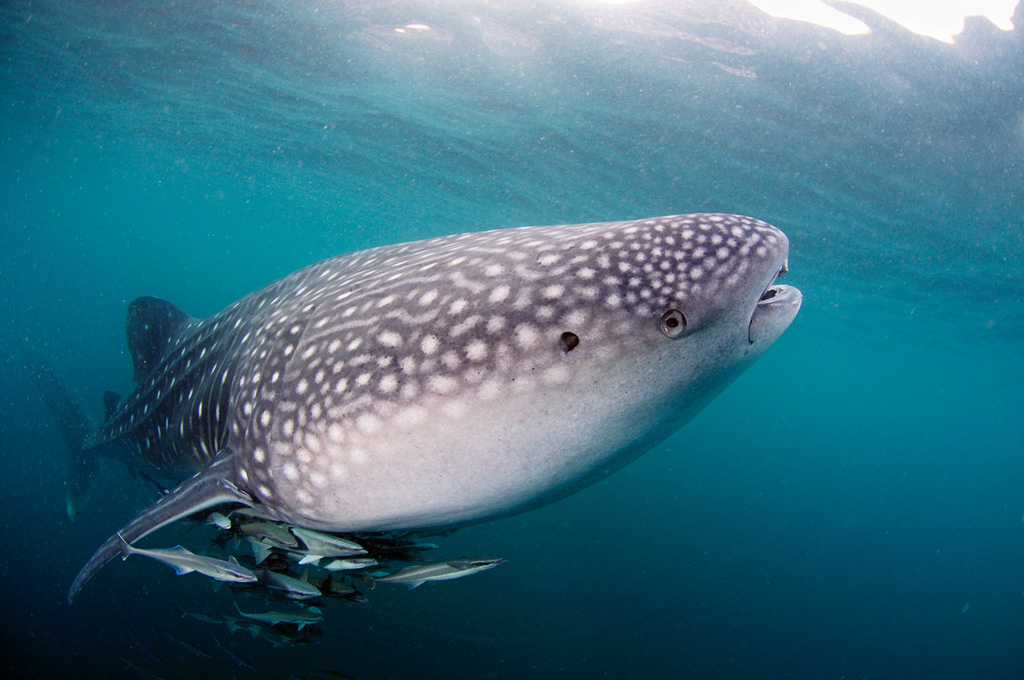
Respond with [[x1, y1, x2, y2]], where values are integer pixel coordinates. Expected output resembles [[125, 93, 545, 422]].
[[560, 331, 580, 352], [660, 309, 687, 338]]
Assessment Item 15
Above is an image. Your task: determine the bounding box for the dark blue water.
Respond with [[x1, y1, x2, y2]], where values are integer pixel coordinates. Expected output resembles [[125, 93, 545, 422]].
[[2, 1, 1022, 678]]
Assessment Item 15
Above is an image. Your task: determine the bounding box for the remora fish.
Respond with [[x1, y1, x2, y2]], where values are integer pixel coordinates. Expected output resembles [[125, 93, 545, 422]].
[[238, 520, 299, 548], [214, 638, 254, 670], [116, 533, 257, 584], [169, 636, 210, 658], [371, 558, 506, 589], [234, 602, 324, 630], [289, 527, 367, 564], [206, 512, 232, 531], [253, 567, 321, 600], [321, 557, 377, 571], [67, 214, 800, 602]]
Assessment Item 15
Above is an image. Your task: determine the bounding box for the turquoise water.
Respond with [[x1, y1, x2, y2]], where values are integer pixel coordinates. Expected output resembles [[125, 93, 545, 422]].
[[2, 1, 1023, 678]]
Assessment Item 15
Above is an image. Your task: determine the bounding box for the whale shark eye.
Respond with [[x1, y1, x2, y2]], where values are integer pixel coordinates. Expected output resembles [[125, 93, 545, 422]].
[[560, 331, 580, 352], [660, 310, 687, 338]]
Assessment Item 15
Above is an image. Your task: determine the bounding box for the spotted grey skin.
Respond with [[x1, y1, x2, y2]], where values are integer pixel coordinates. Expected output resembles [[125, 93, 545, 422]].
[[68, 213, 801, 602]]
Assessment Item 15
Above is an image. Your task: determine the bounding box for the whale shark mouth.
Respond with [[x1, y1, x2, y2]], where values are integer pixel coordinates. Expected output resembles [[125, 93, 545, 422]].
[[749, 259, 801, 345], [758, 258, 788, 303]]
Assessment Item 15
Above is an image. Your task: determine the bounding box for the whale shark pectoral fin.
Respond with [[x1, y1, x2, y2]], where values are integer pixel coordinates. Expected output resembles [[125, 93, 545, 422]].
[[67, 454, 253, 604]]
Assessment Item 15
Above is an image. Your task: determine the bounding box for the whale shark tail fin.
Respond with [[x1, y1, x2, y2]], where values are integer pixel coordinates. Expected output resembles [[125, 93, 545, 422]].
[[26, 349, 98, 521]]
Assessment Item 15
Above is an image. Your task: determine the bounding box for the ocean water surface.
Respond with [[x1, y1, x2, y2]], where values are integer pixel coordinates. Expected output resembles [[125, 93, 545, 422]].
[[1, 1, 1022, 678]]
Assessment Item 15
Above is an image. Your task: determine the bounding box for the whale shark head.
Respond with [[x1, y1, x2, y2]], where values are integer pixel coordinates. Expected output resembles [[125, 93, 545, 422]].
[[229, 213, 802, 531]]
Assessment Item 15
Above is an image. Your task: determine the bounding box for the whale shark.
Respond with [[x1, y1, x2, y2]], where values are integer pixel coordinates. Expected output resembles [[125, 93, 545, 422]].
[[67, 213, 801, 603]]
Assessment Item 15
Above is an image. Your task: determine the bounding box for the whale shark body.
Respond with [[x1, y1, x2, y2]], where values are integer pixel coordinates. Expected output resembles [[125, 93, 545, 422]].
[[67, 214, 801, 602]]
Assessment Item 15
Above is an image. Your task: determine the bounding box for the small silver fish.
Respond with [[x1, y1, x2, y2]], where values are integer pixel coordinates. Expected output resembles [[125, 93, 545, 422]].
[[289, 527, 367, 565], [233, 602, 323, 630], [223, 616, 262, 638], [214, 638, 254, 669], [371, 558, 505, 589], [253, 567, 321, 600], [206, 512, 232, 531], [238, 521, 298, 548], [180, 610, 221, 625], [321, 557, 377, 571], [169, 637, 210, 658], [116, 533, 256, 584], [317, 576, 355, 596], [120, 656, 164, 680]]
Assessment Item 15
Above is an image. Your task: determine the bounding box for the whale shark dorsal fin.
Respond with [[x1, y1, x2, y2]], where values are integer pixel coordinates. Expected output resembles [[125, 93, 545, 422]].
[[67, 454, 254, 604], [102, 391, 122, 421], [126, 297, 197, 383]]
